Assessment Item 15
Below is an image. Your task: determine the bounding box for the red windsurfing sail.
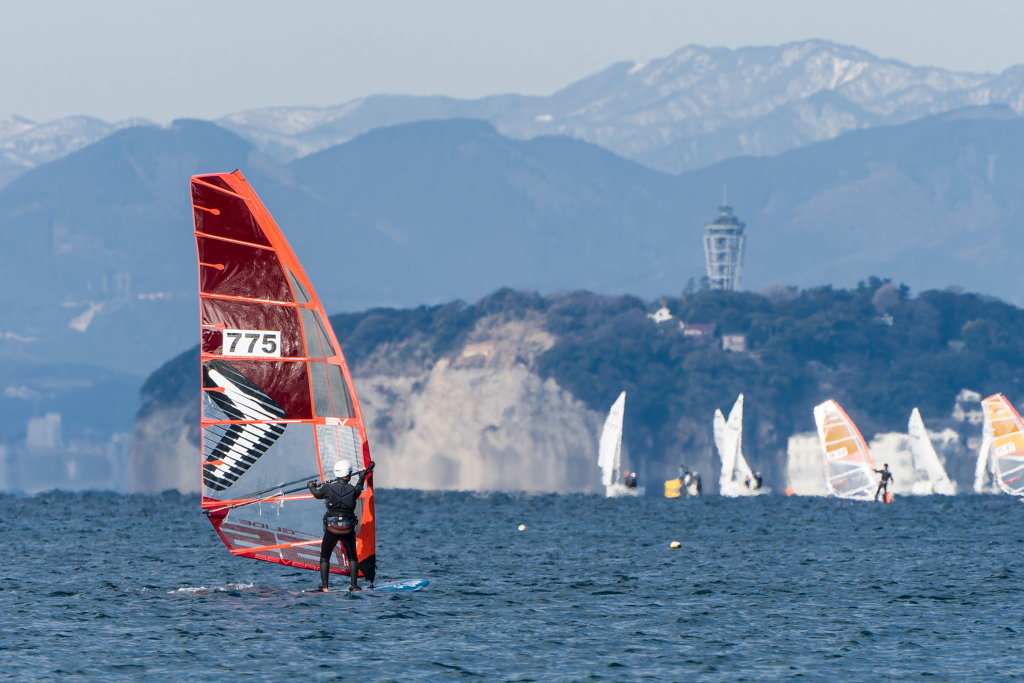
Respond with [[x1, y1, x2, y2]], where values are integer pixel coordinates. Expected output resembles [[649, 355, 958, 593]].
[[192, 171, 375, 582]]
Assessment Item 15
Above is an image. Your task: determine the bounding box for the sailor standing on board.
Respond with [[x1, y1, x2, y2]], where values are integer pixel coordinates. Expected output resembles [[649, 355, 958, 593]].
[[873, 463, 894, 502], [308, 460, 375, 592], [623, 470, 637, 489]]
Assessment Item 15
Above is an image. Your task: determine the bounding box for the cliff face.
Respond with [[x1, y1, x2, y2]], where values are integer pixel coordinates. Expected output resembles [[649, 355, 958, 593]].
[[357, 314, 604, 492]]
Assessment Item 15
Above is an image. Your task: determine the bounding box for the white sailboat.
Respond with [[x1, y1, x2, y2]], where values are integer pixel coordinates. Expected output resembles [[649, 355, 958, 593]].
[[599, 391, 643, 497], [715, 394, 766, 496], [907, 408, 956, 495]]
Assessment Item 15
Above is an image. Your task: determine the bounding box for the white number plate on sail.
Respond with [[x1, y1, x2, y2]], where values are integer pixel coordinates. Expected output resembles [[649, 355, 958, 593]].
[[825, 446, 849, 461], [222, 329, 281, 357]]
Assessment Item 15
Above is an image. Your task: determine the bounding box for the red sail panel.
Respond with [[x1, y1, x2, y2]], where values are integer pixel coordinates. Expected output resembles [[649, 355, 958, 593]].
[[192, 171, 375, 581]]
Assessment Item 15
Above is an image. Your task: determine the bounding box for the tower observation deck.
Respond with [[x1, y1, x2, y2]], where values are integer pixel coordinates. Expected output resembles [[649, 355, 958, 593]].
[[703, 205, 746, 291]]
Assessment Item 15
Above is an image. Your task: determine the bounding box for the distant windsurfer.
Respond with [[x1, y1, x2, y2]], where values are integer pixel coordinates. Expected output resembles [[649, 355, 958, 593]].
[[308, 460, 375, 592], [873, 463, 894, 502], [623, 470, 637, 489]]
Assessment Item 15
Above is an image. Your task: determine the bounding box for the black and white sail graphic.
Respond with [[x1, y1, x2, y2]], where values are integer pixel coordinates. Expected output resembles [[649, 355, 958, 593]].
[[202, 360, 286, 492]]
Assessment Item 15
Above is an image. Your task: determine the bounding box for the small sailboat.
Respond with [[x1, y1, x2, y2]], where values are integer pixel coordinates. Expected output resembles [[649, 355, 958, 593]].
[[715, 394, 767, 496], [814, 400, 881, 501], [907, 408, 955, 495], [599, 392, 643, 497], [977, 394, 1024, 495]]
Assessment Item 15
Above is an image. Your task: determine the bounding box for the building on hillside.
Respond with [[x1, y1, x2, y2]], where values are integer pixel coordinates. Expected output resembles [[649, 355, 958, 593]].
[[647, 307, 673, 323], [680, 322, 715, 340], [786, 433, 828, 496], [722, 334, 746, 352], [703, 205, 746, 291]]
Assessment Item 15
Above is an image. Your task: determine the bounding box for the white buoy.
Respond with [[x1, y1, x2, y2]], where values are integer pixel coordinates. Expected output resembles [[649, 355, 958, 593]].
[[670, 541, 681, 549], [518, 524, 526, 531]]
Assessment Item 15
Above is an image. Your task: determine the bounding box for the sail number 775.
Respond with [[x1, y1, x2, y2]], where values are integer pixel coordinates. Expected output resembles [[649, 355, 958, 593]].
[[222, 329, 282, 358]]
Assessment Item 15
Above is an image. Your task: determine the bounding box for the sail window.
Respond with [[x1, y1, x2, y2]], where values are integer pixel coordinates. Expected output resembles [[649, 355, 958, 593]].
[[286, 268, 312, 304], [309, 361, 353, 417]]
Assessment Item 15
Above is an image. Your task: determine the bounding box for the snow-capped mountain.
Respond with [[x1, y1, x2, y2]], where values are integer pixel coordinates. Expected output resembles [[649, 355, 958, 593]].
[[8, 39, 1024, 185], [0, 115, 150, 187], [217, 40, 1024, 172]]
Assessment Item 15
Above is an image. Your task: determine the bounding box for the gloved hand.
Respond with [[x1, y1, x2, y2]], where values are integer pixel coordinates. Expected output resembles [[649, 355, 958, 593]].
[[307, 480, 319, 491]]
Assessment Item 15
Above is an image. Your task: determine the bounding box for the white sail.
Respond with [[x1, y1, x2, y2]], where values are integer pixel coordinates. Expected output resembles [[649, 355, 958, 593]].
[[714, 408, 736, 492], [907, 408, 955, 495], [598, 392, 626, 489], [974, 417, 994, 493], [716, 394, 763, 496]]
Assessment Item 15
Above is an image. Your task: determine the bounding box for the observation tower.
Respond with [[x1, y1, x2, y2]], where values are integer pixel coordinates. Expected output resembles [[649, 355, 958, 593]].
[[703, 204, 746, 291]]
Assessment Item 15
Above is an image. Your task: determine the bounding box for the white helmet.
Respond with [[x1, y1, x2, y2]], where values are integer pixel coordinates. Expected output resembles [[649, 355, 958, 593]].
[[333, 461, 354, 478]]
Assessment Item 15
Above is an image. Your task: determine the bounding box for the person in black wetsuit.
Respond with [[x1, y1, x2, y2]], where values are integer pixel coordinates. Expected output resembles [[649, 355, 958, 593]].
[[874, 463, 894, 502], [752, 472, 763, 491], [623, 470, 637, 489], [307, 459, 374, 592]]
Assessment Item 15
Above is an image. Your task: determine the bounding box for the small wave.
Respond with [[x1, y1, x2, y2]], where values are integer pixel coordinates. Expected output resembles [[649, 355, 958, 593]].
[[168, 582, 255, 595]]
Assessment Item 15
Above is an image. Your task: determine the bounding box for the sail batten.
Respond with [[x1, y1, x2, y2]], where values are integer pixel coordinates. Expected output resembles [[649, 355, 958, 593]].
[[193, 170, 375, 582]]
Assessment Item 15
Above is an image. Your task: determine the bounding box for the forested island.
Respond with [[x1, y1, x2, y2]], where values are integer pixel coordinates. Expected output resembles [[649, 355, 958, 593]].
[[136, 279, 1023, 491]]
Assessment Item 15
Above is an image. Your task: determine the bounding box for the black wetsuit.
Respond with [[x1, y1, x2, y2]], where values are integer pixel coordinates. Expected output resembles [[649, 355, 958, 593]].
[[874, 468, 894, 501], [624, 473, 637, 489], [753, 473, 763, 490], [308, 477, 366, 583]]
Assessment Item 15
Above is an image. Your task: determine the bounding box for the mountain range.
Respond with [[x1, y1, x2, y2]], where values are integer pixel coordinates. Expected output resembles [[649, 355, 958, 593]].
[[4, 104, 1024, 378], [218, 40, 1024, 173], [7, 40, 1024, 191]]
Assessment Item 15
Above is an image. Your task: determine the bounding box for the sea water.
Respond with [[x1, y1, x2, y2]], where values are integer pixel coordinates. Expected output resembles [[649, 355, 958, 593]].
[[2, 490, 1023, 681]]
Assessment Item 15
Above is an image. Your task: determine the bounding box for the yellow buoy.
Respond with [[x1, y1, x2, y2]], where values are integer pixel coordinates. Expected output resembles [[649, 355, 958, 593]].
[[670, 541, 681, 549], [518, 524, 526, 531]]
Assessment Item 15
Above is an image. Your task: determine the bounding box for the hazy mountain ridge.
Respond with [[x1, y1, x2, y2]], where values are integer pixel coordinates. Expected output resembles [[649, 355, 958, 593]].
[[6, 107, 1024, 380], [0, 115, 150, 188], [218, 40, 1024, 172], [9, 40, 1024, 187]]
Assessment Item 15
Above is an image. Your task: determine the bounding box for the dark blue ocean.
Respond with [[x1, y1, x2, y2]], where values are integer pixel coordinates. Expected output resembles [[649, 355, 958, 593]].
[[3, 490, 1023, 681]]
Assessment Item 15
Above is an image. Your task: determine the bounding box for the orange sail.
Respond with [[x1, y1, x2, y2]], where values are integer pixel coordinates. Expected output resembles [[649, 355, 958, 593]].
[[192, 171, 375, 582], [981, 394, 1024, 495], [813, 400, 876, 500]]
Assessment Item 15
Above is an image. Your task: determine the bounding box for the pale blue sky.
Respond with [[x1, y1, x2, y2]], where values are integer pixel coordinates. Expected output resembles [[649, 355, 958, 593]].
[[3, 0, 1023, 123]]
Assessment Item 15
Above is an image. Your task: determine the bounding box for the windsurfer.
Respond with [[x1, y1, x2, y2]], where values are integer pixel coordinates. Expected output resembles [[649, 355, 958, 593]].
[[623, 470, 637, 489], [873, 463, 894, 502], [308, 460, 375, 592]]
